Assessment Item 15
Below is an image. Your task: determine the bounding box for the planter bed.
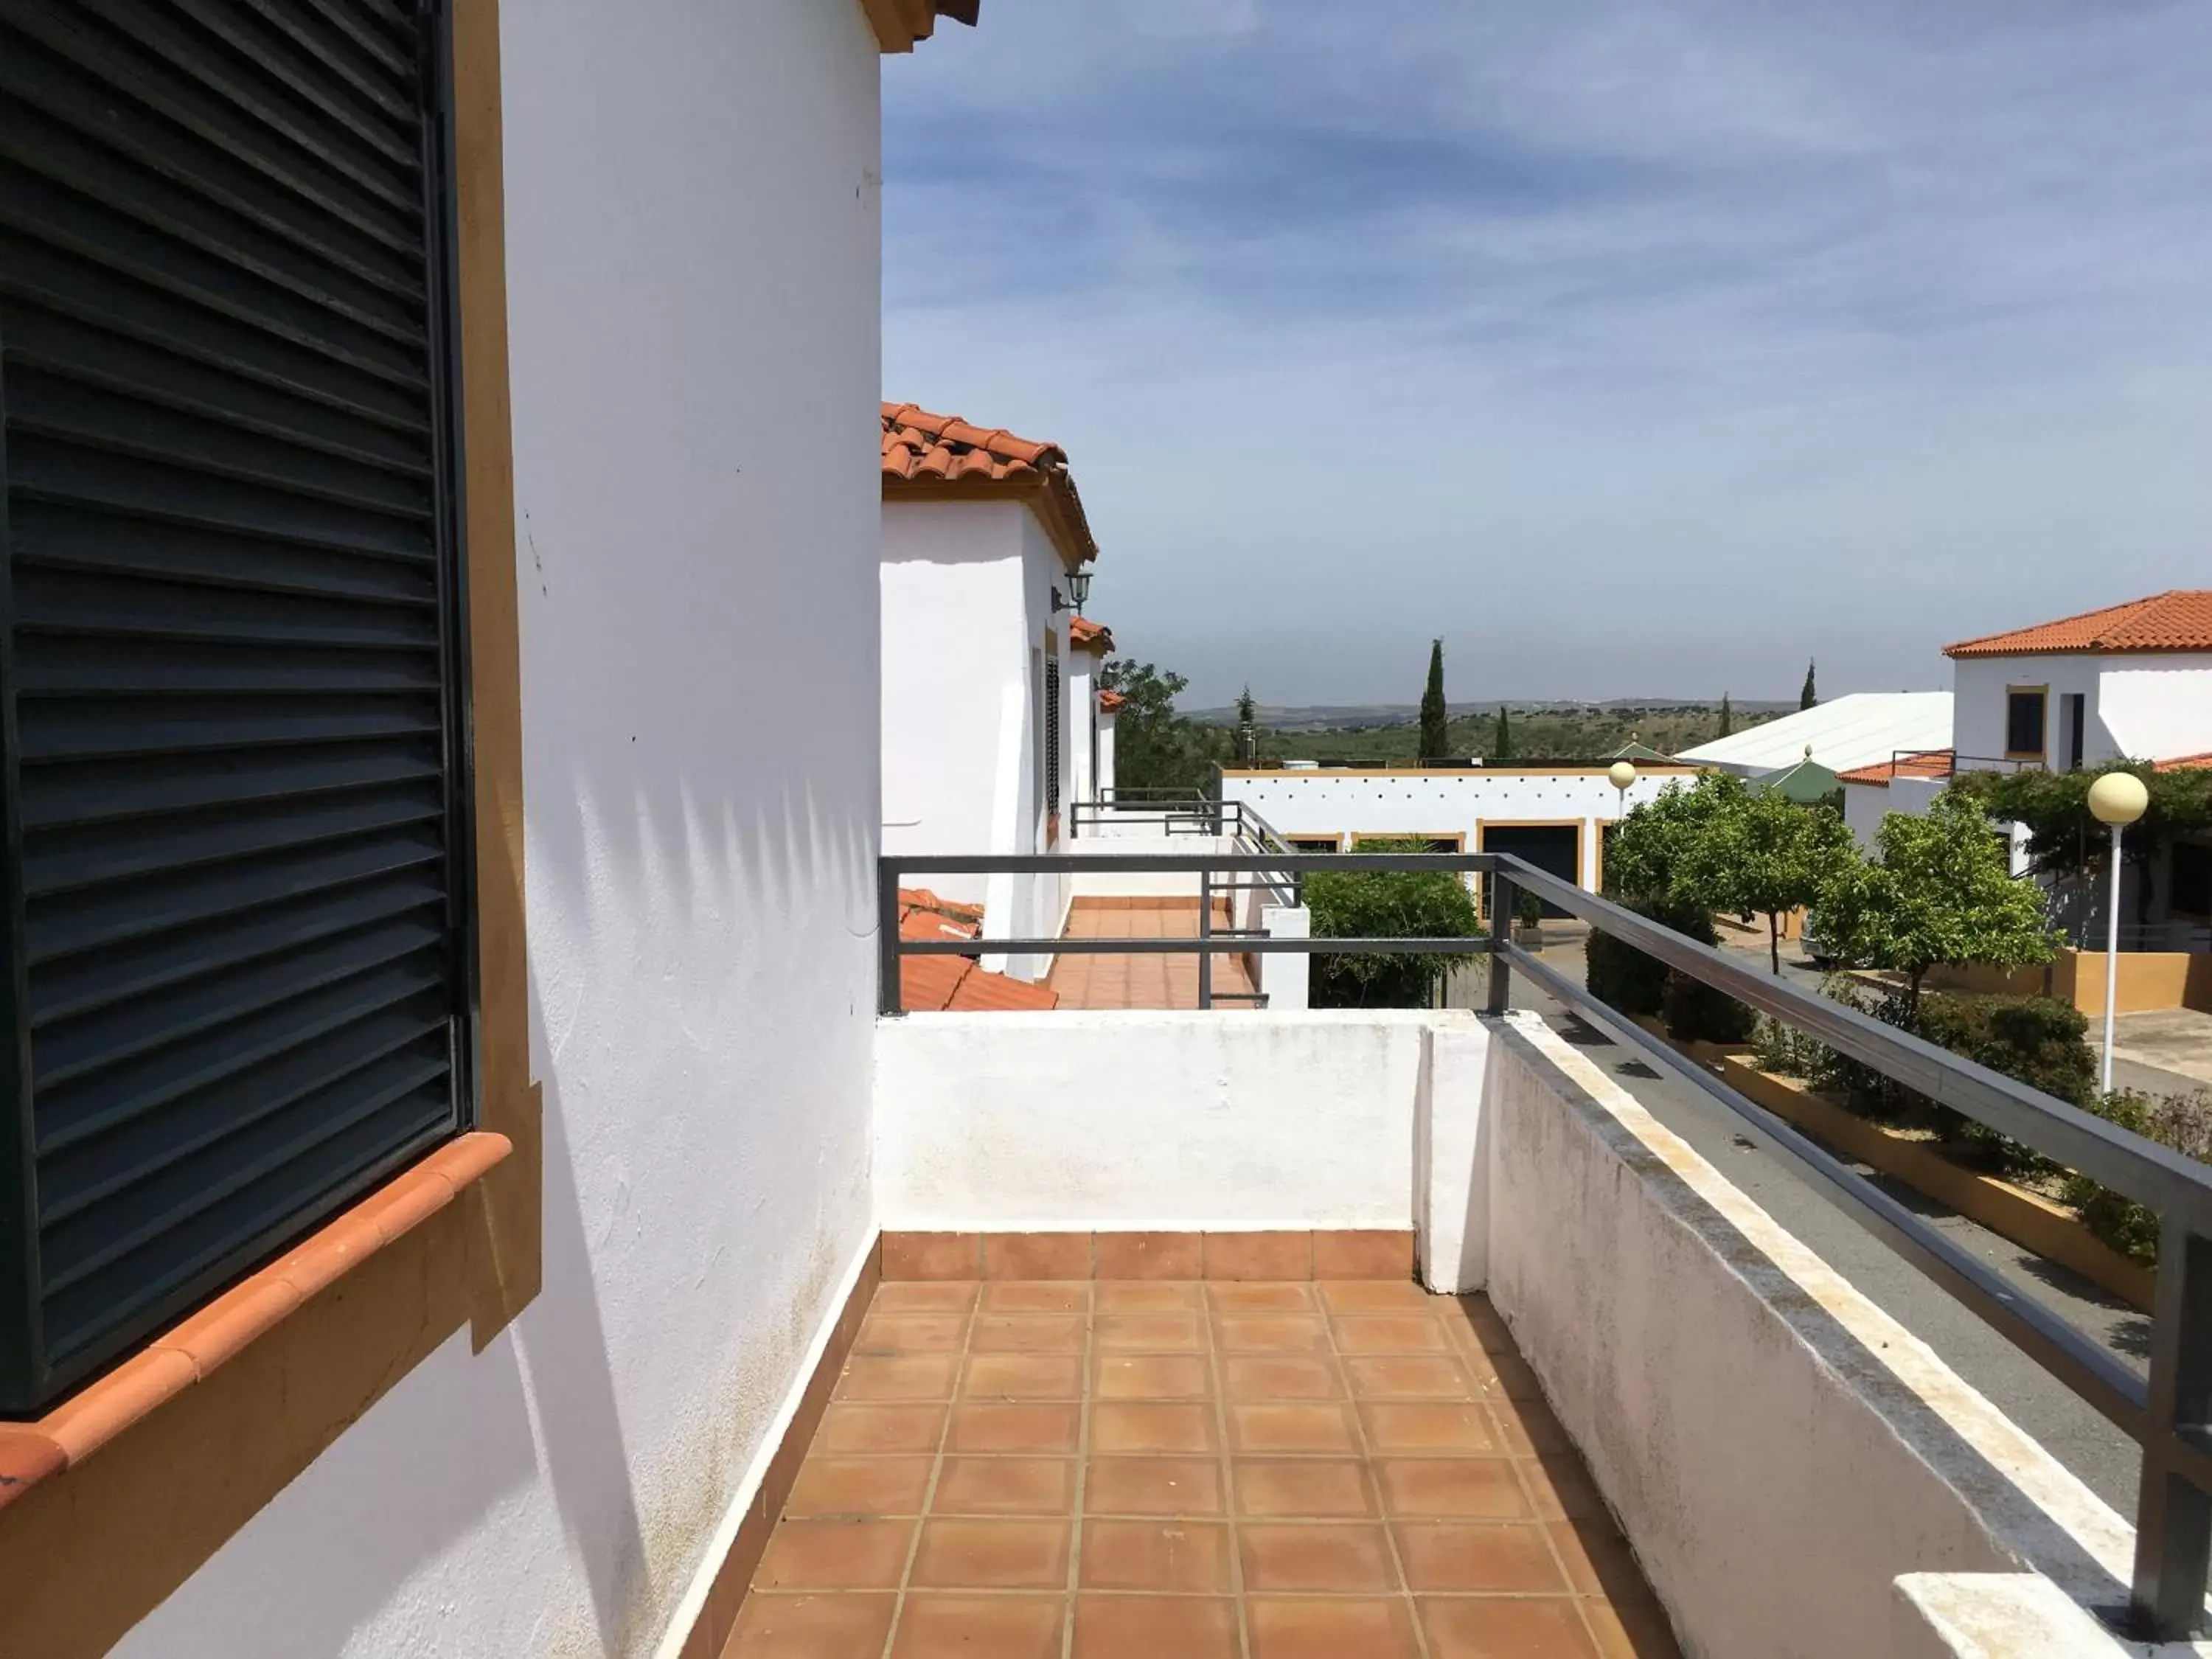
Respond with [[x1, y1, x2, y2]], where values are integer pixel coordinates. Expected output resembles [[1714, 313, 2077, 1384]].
[[1620, 1014, 2154, 1311]]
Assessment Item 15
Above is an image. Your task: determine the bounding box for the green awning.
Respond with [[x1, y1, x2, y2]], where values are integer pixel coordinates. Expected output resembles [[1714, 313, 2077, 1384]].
[[1753, 756, 1842, 803], [1605, 739, 1674, 762]]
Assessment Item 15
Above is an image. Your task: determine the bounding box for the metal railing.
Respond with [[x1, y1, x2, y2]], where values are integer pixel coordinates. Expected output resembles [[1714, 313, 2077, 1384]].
[[1068, 791, 1270, 838], [1885, 750, 2042, 779], [875, 846, 2212, 1638], [1064, 795, 1306, 1006], [2055, 918, 2212, 955]]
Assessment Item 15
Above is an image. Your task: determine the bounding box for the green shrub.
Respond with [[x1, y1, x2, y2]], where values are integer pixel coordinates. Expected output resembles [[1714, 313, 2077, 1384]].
[[1585, 897, 1710, 1018], [2065, 1089, 2212, 1265], [1750, 1014, 1837, 1079], [1661, 966, 1756, 1045], [1811, 988, 2095, 1173], [1308, 840, 1482, 1009], [1581, 897, 1753, 1042], [1585, 925, 1669, 1018], [1914, 994, 2096, 1106]]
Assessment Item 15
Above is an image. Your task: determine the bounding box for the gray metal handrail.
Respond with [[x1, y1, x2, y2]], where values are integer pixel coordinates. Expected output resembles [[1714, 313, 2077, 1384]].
[[877, 846, 2212, 1638]]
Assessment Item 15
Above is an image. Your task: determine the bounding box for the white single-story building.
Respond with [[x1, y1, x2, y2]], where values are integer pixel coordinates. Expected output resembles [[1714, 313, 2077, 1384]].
[[880, 403, 1107, 975], [1219, 762, 1701, 916]]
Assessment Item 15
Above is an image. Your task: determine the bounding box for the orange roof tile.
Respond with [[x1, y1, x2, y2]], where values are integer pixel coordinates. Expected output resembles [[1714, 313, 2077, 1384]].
[[898, 953, 1060, 1012], [883, 402, 1099, 568], [944, 965, 1061, 1012], [1097, 689, 1125, 714], [1069, 616, 1115, 653], [893, 888, 1058, 1010], [1945, 591, 2212, 658], [1835, 749, 1955, 787], [897, 887, 984, 942], [2157, 752, 2212, 773]]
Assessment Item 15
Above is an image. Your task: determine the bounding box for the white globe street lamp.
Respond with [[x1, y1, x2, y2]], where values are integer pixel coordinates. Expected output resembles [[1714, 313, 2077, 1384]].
[[2087, 771, 2149, 1093]]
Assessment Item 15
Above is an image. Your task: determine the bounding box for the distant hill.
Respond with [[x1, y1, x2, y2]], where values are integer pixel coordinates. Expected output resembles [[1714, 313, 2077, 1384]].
[[1189, 698, 1788, 764], [1188, 698, 1795, 731]]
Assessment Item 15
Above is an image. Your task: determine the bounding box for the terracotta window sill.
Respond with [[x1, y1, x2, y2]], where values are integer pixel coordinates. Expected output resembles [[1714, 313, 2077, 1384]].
[[0, 1130, 512, 1514]]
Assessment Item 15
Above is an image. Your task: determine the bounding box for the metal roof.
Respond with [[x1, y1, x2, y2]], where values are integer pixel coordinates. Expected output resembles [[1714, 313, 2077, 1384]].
[[1677, 692, 1954, 778]]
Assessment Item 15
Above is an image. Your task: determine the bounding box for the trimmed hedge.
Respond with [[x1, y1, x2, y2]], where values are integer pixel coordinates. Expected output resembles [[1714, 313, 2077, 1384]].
[[1584, 897, 1753, 1043], [2064, 1088, 2212, 1265]]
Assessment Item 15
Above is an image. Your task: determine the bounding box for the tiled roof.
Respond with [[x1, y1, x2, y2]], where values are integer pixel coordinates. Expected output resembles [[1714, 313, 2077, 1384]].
[[1835, 750, 1955, 787], [1069, 617, 1114, 653], [1944, 591, 2212, 658], [863, 0, 978, 55], [897, 887, 984, 943], [882, 402, 1099, 568], [1097, 689, 1126, 714], [894, 888, 1060, 1011], [2157, 752, 2212, 773]]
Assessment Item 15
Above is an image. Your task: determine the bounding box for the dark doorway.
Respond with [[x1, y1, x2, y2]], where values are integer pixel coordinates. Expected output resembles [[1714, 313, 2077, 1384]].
[[1482, 824, 1582, 919]]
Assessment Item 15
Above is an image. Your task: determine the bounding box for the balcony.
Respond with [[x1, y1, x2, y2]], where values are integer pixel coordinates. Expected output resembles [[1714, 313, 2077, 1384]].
[[807, 848, 2212, 1658], [731, 1260, 1669, 1658]]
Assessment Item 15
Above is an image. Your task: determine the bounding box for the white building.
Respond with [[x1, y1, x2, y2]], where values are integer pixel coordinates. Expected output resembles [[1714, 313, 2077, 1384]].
[[1837, 591, 2212, 939], [1676, 692, 1954, 779], [879, 403, 1106, 975], [1219, 762, 1700, 914], [1943, 590, 2212, 772], [0, 4, 986, 1656]]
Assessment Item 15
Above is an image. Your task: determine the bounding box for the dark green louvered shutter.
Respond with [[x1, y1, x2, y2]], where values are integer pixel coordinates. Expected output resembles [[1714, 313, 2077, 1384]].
[[0, 0, 474, 1414]]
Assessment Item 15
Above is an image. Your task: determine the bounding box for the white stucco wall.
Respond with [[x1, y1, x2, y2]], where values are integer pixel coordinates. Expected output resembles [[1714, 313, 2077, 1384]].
[[1481, 1016, 2152, 1659], [1843, 773, 1947, 852], [2100, 659, 2212, 762], [1951, 652, 2212, 768], [1067, 653, 1100, 812], [882, 499, 1027, 908], [880, 499, 1069, 970], [116, 6, 887, 1657], [874, 1011, 1464, 1230], [1220, 768, 1686, 893]]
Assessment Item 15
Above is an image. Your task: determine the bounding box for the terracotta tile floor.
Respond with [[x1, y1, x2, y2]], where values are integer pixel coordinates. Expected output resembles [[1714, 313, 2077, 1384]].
[[727, 1279, 1681, 1659], [1048, 902, 1261, 1010]]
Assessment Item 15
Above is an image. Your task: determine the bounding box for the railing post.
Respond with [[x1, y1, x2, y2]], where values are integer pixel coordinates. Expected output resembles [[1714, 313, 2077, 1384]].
[[877, 860, 905, 1017], [1486, 869, 1514, 1015], [2131, 1224, 2212, 1638], [1198, 866, 1214, 1010]]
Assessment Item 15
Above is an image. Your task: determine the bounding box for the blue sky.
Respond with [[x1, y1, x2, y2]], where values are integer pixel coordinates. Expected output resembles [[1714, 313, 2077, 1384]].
[[883, 1, 2212, 709]]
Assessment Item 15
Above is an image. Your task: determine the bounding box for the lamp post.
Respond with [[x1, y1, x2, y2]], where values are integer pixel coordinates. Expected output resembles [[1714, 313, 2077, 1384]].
[[1606, 762, 1637, 894], [2087, 771, 2149, 1094]]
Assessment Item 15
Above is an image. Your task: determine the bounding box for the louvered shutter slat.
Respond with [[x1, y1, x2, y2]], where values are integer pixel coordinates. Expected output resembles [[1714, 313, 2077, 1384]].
[[0, 0, 470, 1411]]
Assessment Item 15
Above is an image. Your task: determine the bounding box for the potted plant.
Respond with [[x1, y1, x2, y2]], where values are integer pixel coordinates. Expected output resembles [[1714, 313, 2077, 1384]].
[[1512, 888, 1545, 949]]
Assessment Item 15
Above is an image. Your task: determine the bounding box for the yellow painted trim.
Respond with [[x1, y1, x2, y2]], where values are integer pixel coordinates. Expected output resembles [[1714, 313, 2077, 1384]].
[[1713, 1060, 2154, 1311], [2003, 684, 2050, 760], [1352, 831, 1467, 852]]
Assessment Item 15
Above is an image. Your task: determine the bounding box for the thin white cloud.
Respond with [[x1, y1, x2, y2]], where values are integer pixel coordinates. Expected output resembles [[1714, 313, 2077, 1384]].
[[885, 1, 2212, 705]]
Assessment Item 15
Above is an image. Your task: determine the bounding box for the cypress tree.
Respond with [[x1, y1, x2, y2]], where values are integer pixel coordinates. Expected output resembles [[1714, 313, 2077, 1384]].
[[1492, 703, 1514, 760], [1800, 659, 1818, 711], [1237, 684, 1257, 763], [1418, 639, 1449, 760], [1718, 694, 1734, 738]]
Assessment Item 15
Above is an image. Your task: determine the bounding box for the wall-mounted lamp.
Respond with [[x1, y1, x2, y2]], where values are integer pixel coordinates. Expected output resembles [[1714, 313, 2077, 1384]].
[[1051, 570, 1093, 615]]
